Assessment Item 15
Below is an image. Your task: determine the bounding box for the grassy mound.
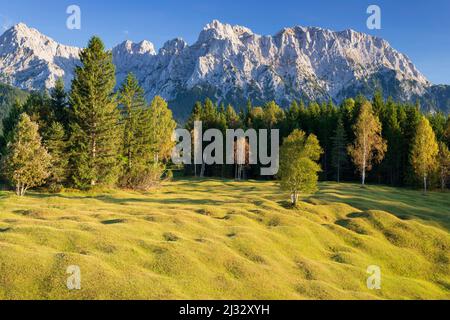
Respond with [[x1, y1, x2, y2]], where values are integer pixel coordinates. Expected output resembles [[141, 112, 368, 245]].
[[0, 180, 449, 299]]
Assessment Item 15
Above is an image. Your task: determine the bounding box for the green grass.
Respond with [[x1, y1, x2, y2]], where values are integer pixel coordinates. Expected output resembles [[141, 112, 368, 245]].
[[0, 179, 449, 300]]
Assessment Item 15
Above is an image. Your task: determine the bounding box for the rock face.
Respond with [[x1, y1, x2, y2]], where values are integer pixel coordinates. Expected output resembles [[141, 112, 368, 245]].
[[0, 21, 448, 119], [0, 23, 81, 90]]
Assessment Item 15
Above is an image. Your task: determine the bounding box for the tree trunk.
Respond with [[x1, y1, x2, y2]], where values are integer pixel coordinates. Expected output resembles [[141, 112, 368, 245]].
[[91, 129, 97, 186], [200, 162, 205, 178], [362, 166, 366, 186], [362, 129, 367, 186], [337, 161, 340, 183], [128, 148, 132, 170], [291, 192, 299, 206], [423, 174, 427, 194]]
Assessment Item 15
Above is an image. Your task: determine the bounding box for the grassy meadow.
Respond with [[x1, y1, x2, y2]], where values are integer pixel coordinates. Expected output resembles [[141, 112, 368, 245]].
[[0, 179, 449, 300]]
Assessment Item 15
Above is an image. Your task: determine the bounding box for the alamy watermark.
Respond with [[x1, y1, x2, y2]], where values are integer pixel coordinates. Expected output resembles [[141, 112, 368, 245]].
[[367, 5, 381, 30], [66, 265, 81, 290], [66, 5, 81, 30], [366, 265, 381, 290], [172, 121, 279, 176]]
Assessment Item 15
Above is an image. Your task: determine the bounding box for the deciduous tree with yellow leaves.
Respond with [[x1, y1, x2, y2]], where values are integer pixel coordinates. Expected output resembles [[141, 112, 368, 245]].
[[348, 101, 387, 186], [410, 116, 439, 193]]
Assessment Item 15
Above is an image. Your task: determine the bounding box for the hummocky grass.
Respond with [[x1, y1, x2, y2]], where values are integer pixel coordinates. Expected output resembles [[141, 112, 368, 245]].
[[0, 179, 448, 300]]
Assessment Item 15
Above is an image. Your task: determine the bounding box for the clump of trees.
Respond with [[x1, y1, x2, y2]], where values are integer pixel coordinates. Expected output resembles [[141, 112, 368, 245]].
[[331, 115, 348, 183], [117, 74, 175, 190], [0, 37, 175, 196], [182, 93, 450, 198]]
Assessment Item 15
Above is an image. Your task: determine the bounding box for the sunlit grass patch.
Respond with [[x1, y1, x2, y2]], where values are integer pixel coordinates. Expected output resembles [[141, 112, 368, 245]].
[[0, 179, 448, 299]]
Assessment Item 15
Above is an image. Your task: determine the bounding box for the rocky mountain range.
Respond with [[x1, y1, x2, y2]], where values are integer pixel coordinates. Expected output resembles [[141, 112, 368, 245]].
[[0, 20, 449, 120]]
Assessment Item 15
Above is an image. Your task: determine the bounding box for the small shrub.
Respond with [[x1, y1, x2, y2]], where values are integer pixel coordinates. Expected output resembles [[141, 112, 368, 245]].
[[119, 163, 165, 191], [267, 216, 281, 227], [163, 232, 179, 242]]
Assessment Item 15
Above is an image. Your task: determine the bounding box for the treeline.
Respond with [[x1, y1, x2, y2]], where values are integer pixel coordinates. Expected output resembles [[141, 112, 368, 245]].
[[0, 36, 449, 196], [0, 37, 175, 195], [184, 92, 450, 190]]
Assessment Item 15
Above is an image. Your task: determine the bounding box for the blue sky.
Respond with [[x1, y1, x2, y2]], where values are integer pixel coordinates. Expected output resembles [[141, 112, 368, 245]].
[[1, 0, 449, 84]]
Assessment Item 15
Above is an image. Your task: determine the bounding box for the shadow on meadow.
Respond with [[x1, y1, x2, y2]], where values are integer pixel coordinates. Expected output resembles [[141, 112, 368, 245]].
[[26, 192, 226, 207], [20, 180, 450, 232], [313, 183, 450, 231]]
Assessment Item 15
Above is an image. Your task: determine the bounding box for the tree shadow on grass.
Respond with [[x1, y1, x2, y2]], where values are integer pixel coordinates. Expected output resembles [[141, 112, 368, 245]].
[[101, 219, 127, 225], [26, 192, 226, 207], [314, 184, 450, 231]]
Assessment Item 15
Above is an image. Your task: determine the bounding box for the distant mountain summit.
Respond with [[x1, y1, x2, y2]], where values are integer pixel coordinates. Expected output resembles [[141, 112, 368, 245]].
[[0, 23, 80, 90], [0, 21, 448, 118]]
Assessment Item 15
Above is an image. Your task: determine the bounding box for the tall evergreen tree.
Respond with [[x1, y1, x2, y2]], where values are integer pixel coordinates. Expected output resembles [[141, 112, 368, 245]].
[[348, 101, 387, 185], [286, 100, 300, 134], [381, 98, 403, 185], [372, 89, 385, 116], [331, 115, 348, 183], [21, 92, 53, 136], [410, 116, 439, 193], [118, 73, 147, 187], [68, 36, 121, 188], [445, 116, 450, 148], [0, 99, 23, 155], [3, 113, 51, 196], [437, 142, 450, 191], [50, 78, 69, 128], [45, 122, 69, 192], [186, 102, 203, 177]]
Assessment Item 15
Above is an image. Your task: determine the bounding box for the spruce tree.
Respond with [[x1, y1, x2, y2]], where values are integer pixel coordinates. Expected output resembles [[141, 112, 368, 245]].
[[0, 99, 23, 155], [50, 78, 69, 129], [68, 36, 121, 188], [45, 122, 69, 192], [3, 113, 51, 196], [286, 101, 300, 133], [381, 98, 403, 185], [437, 142, 450, 191], [372, 89, 385, 116], [118, 73, 147, 187], [21, 92, 53, 136], [331, 115, 348, 183], [445, 116, 450, 148], [186, 102, 203, 177]]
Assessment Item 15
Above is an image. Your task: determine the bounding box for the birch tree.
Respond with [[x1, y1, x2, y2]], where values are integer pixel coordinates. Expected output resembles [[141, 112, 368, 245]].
[[410, 116, 439, 193], [279, 130, 323, 206], [348, 101, 387, 185]]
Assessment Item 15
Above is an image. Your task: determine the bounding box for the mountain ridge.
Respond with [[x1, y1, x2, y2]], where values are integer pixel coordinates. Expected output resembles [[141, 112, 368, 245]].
[[0, 21, 449, 118]]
